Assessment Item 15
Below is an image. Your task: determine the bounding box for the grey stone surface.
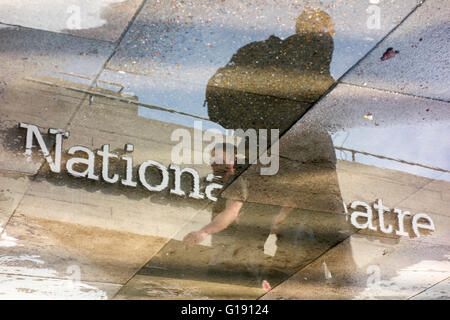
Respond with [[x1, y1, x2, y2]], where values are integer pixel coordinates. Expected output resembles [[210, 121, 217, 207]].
[[262, 234, 450, 300], [342, 0, 450, 101], [411, 277, 450, 299], [0, 26, 114, 82]]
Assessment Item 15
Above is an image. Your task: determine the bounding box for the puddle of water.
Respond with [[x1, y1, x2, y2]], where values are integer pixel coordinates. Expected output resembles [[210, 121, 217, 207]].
[[353, 258, 450, 300], [332, 123, 450, 181], [0, 253, 108, 299]]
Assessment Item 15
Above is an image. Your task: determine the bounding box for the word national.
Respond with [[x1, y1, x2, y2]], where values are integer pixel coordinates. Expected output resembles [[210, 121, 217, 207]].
[[19, 123, 223, 201]]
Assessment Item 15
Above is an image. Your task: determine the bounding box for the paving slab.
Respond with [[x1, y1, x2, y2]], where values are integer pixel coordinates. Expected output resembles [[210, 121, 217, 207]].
[[0, 213, 167, 284], [278, 83, 450, 166], [0, 26, 114, 83], [261, 234, 450, 300], [0, 26, 114, 174], [0, 171, 31, 228], [342, 0, 450, 101], [0, 0, 144, 42], [123, 198, 358, 300], [0, 0, 448, 300], [410, 277, 450, 300], [114, 274, 263, 300]]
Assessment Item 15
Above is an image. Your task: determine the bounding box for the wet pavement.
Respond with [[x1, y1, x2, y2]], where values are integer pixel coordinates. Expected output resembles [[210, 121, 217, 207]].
[[343, 0, 450, 101], [0, 0, 449, 299]]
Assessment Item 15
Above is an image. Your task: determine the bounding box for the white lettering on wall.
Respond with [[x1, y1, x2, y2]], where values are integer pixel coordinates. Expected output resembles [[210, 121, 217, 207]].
[[412, 213, 435, 238], [346, 200, 436, 238], [18, 123, 220, 202], [66, 146, 99, 180], [350, 201, 377, 231], [169, 164, 204, 199], [138, 160, 169, 192], [19, 123, 69, 173]]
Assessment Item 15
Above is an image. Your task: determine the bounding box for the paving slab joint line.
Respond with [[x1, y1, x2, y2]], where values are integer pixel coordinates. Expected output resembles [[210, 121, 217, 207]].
[[339, 81, 450, 104], [65, 0, 150, 127], [110, 202, 214, 300], [25, 76, 210, 121], [332, 0, 426, 86], [407, 276, 450, 300], [0, 21, 114, 45]]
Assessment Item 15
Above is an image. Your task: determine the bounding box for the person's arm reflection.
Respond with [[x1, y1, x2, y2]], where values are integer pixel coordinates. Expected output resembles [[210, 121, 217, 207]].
[[183, 199, 243, 248], [270, 206, 293, 235], [183, 144, 242, 248]]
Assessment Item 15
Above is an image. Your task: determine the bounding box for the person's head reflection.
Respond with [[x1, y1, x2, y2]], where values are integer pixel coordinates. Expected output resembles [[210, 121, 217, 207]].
[[295, 7, 335, 36], [209, 143, 237, 184]]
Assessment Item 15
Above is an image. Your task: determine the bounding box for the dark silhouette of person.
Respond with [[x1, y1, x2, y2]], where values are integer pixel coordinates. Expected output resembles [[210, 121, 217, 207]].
[[205, 8, 335, 132]]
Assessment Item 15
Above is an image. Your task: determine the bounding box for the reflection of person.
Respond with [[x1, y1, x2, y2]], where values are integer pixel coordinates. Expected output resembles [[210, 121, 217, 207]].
[[184, 8, 347, 292], [206, 8, 335, 132], [183, 144, 242, 247], [183, 143, 281, 291], [182, 135, 352, 291]]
